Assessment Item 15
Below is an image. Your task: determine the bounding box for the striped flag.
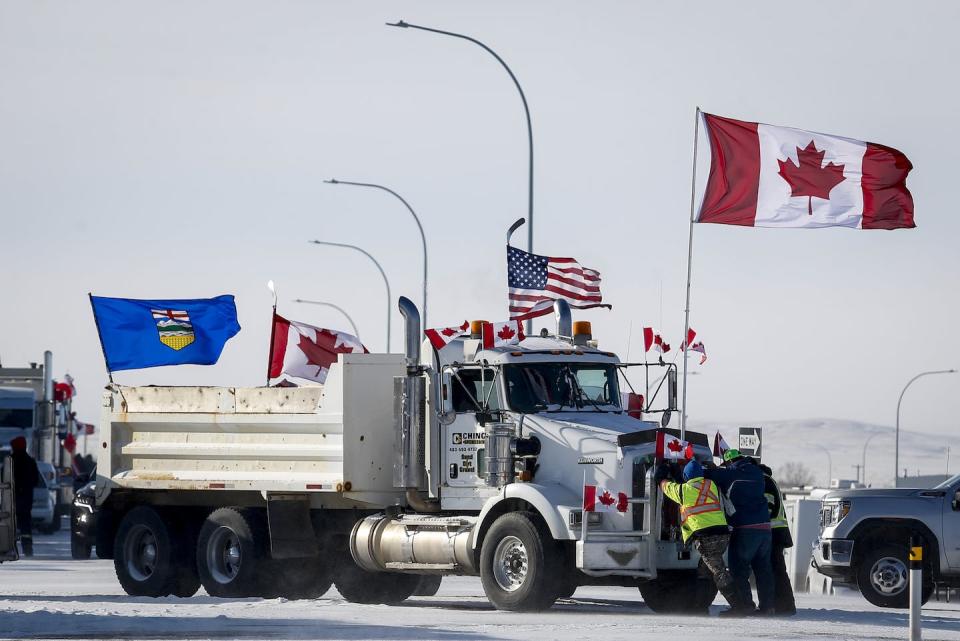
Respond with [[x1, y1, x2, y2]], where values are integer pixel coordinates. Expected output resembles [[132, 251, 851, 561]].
[[507, 246, 611, 321]]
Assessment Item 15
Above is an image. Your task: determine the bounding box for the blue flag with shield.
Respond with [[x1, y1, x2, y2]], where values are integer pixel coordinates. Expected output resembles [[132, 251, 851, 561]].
[[89, 294, 241, 372]]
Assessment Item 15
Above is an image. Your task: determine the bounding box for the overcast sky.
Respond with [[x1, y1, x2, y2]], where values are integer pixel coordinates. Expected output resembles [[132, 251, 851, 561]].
[[2, 1, 958, 442]]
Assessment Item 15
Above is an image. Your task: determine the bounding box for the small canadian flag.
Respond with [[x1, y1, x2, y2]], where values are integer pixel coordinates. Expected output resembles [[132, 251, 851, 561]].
[[482, 320, 525, 349], [583, 485, 629, 513], [643, 329, 670, 355], [424, 321, 469, 351], [655, 431, 694, 460]]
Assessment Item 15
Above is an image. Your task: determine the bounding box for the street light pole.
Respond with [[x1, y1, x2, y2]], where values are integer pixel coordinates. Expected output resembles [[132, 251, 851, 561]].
[[325, 179, 428, 330], [813, 444, 833, 488], [310, 240, 392, 352], [293, 299, 361, 339], [861, 432, 883, 486], [388, 19, 535, 333], [895, 369, 956, 487]]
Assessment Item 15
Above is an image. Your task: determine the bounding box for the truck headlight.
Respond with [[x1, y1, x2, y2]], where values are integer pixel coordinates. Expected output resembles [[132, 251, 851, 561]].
[[820, 499, 851, 526]]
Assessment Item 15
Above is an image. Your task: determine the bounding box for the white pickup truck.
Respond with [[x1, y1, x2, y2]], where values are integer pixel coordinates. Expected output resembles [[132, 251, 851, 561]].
[[95, 298, 714, 611]]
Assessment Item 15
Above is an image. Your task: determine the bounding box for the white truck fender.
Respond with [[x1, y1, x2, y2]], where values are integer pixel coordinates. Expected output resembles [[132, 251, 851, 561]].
[[473, 482, 580, 548]]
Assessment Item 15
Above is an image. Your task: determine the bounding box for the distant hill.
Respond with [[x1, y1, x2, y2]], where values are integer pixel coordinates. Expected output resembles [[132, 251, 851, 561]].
[[687, 418, 959, 489]]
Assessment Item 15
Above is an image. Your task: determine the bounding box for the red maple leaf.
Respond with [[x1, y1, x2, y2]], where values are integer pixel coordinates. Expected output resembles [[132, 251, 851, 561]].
[[616, 492, 628, 513], [778, 141, 846, 215], [297, 331, 338, 378], [497, 324, 516, 341], [598, 490, 616, 507], [441, 327, 458, 337], [667, 439, 684, 453]]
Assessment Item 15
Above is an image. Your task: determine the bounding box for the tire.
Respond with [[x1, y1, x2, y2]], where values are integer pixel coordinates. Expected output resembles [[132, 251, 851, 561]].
[[639, 571, 718, 614], [268, 557, 334, 599], [333, 555, 420, 604], [479, 512, 562, 612], [413, 575, 442, 597], [71, 536, 92, 560], [557, 581, 578, 600], [856, 544, 933, 609], [113, 506, 181, 597], [196, 508, 265, 598]]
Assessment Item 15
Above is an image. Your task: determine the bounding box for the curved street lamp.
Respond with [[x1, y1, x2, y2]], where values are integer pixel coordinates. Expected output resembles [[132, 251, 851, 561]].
[[293, 299, 360, 339], [309, 240, 392, 352], [895, 369, 956, 486], [861, 432, 884, 486], [325, 179, 428, 330], [812, 443, 833, 488], [388, 19, 535, 334]]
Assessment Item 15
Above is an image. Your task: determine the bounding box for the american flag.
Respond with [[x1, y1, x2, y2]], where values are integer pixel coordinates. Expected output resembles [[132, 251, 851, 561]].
[[507, 246, 610, 321]]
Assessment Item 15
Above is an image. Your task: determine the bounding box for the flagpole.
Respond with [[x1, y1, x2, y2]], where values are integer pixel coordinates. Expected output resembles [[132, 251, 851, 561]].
[[680, 107, 702, 439], [88, 293, 114, 385], [266, 281, 278, 386]]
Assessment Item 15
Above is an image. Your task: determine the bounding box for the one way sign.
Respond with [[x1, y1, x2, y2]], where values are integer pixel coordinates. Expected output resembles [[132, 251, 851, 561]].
[[738, 427, 762, 459]]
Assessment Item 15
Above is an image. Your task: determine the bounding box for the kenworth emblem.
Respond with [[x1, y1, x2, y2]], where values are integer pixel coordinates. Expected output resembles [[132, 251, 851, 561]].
[[578, 456, 604, 465]]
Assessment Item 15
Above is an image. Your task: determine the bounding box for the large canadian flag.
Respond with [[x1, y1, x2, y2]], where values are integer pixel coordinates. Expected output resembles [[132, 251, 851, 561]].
[[269, 314, 368, 384], [698, 113, 914, 229]]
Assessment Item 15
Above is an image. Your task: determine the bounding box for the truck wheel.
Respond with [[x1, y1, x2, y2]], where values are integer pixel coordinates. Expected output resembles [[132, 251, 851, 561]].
[[269, 558, 334, 599], [479, 512, 561, 612], [414, 575, 442, 597], [334, 557, 420, 604], [197, 508, 265, 598], [857, 544, 932, 609], [639, 572, 718, 614], [71, 537, 92, 560], [113, 506, 180, 597]]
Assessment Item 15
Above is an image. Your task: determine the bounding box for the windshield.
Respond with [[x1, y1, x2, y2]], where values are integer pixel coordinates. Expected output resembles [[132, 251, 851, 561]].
[[504, 362, 620, 413], [934, 473, 960, 490]]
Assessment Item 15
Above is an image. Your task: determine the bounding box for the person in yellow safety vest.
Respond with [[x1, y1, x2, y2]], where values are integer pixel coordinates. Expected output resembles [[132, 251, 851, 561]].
[[759, 463, 796, 616], [655, 458, 751, 613]]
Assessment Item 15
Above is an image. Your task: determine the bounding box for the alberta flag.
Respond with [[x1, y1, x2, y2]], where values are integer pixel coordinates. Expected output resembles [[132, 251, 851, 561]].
[[90, 295, 240, 372]]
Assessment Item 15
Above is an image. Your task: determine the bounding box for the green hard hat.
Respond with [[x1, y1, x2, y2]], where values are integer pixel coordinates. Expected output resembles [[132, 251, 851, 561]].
[[722, 448, 741, 462]]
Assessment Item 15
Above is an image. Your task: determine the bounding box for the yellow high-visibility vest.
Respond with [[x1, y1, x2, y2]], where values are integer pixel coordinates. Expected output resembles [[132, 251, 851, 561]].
[[660, 476, 728, 542], [765, 477, 789, 529]]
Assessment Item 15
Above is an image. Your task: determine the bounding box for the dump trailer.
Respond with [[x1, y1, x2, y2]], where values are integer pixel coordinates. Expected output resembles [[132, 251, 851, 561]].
[[96, 298, 715, 611]]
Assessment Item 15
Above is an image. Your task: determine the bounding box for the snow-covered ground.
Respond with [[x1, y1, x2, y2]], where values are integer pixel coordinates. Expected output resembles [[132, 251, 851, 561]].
[[2, 525, 959, 641]]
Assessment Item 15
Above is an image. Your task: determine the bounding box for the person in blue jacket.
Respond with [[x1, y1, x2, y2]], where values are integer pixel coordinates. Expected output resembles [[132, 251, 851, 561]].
[[703, 449, 774, 616]]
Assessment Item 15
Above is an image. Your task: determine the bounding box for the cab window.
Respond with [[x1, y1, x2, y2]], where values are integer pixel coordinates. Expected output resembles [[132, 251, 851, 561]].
[[451, 369, 500, 413]]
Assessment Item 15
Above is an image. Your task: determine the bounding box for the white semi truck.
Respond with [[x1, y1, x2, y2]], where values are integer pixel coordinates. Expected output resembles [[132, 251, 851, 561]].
[[95, 299, 715, 611]]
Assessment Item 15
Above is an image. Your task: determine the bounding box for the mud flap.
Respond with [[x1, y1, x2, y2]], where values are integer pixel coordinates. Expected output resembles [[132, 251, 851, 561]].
[[267, 494, 318, 559]]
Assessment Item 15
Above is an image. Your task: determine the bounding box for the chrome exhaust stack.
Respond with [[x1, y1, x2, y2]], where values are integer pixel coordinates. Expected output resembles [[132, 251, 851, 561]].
[[393, 296, 438, 511], [554, 299, 572, 339], [398, 296, 421, 373]]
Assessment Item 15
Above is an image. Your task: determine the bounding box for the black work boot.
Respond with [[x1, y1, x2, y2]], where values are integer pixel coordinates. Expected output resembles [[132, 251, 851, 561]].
[[718, 587, 755, 617]]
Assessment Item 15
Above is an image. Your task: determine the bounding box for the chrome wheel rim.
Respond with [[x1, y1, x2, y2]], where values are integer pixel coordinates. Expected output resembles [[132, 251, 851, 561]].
[[870, 556, 907, 595], [492, 535, 529, 592], [207, 526, 242, 585], [124, 524, 158, 582]]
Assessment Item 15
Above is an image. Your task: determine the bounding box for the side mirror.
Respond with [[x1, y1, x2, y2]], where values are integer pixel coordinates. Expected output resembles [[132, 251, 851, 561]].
[[661, 410, 672, 428], [953, 489, 960, 512], [438, 370, 456, 425], [667, 369, 678, 412]]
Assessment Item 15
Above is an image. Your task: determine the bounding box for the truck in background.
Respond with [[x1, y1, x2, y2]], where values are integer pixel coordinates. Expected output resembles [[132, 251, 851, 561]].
[[95, 298, 719, 611], [0, 353, 76, 527]]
